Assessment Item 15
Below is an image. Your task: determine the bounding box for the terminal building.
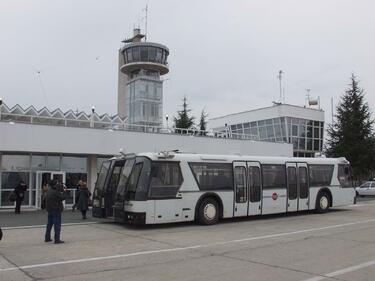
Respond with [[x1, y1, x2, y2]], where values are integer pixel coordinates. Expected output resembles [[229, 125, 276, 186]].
[[0, 28, 322, 210], [209, 103, 325, 158]]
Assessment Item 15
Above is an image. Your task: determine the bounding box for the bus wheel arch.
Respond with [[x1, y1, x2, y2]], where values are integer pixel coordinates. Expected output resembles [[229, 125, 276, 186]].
[[315, 188, 332, 213], [195, 193, 223, 225]]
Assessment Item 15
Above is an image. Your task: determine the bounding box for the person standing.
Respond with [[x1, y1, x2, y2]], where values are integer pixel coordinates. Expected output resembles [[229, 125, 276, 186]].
[[72, 180, 82, 212], [45, 180, 67, 244], [14, 180, 28, 214], [77, 181, 91, 219]]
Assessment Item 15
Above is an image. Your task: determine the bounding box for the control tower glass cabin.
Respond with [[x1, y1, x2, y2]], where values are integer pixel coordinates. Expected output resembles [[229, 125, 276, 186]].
[[118, 28, 169, 127]]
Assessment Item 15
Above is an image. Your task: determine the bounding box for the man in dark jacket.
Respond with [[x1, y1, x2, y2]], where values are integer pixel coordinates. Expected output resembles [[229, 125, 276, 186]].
[[45, 180, 67, 244], [14, 180, 27, 214]]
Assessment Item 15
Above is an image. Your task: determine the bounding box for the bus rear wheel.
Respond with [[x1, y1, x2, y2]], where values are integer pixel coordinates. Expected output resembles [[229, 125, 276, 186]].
[[316, 192, 330, 213], [197, 198, 219, 225]]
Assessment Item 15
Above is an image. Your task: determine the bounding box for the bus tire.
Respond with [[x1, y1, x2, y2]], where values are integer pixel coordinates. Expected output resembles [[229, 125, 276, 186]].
[[316, 191, 330, 213], [197, 197, 219, 225]]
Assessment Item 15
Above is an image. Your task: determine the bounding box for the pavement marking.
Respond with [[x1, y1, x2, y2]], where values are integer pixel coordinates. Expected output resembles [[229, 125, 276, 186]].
[[2, 222, 98, 230], [302, 258, 375, 281], [349, 202, 375, 207], [1, 218, 375, 273]]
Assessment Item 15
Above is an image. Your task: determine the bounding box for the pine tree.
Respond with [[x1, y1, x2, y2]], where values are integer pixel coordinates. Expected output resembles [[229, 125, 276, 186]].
[[326, 74, 375, 180], [173, 96, 195, 133], [198, 109, 208, 135]]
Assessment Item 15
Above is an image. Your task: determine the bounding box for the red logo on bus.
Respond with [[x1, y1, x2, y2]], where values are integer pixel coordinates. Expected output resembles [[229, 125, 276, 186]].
[[272, 192, 278, 200]]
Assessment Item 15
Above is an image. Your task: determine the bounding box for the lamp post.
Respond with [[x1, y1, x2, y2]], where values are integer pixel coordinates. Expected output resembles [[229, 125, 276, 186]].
[[90, 106, 95, 128], [165, 114, 169, 130], [0, 98, 3, 121]]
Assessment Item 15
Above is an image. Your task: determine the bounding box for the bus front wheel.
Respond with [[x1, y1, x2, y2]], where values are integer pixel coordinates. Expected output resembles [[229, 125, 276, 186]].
[[197, 198, 219, 225], [316, 192, 330, 213]]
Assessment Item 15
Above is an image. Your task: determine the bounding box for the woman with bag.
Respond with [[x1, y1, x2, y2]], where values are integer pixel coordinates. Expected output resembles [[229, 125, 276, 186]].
[[76, 182, 91, 219], [14, 180, 28, 214]]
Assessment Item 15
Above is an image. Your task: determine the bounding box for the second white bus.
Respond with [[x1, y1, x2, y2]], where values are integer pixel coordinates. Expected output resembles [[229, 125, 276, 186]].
[[92, 151, 356, 225]]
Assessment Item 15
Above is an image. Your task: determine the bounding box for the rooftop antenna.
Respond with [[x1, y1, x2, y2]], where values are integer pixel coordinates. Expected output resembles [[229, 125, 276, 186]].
[[306, 88, 311, 106], [277, 70, 283, 103]]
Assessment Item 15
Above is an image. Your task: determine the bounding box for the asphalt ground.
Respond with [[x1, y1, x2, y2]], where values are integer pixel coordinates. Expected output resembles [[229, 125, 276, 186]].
[[0, 208, 101, 228], [1, 198, 375, 281]]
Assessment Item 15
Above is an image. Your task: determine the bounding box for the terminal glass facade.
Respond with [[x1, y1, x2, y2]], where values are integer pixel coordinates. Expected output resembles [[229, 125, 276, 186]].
[[228, 117, 324, 157], [0, 154, 89, 209]]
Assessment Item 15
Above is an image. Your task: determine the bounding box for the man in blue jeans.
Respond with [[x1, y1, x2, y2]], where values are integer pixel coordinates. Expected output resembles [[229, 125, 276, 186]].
[[45, 180, 67, 244]]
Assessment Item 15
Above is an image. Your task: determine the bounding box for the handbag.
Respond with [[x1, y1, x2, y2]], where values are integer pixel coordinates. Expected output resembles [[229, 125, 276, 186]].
[[8, 192, 16, 202]]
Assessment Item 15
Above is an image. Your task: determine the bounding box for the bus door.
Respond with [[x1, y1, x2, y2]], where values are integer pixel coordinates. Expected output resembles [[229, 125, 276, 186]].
[[233, 162, 248, 217], [104, 160, 124, 217], [247, 162, 262, 216], [233, 162, 262, 217], [286, 162, 298, 212], [287, 162, 309, 212], [297, 163, 309, 211]]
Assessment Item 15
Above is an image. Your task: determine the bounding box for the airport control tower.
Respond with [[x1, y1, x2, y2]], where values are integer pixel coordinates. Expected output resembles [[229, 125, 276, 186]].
[[117, 28, 169, 126]]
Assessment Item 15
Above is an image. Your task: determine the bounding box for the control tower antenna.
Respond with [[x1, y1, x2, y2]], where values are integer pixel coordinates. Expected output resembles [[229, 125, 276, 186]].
[[277, 70, 283, 103], [143, 4, 148, 41]]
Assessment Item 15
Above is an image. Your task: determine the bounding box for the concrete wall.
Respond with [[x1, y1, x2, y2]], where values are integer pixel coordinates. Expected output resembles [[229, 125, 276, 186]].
[[0, 122, 293, 157]]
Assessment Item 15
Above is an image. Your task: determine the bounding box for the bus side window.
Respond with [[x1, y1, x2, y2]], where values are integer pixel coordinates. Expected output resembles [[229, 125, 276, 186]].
[[189, 163, 233, 191], [261, 165, 286, 189], [148, 162, 183, 199], [309, 165, 334, 186], [338, 164, 352, 188]]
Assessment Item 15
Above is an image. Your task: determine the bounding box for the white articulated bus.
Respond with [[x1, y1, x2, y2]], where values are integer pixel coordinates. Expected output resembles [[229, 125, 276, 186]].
[[92, 151, 356, 225]]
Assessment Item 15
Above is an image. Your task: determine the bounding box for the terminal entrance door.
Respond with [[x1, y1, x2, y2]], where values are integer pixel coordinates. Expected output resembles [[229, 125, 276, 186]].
[[35, 171, 66, 209]]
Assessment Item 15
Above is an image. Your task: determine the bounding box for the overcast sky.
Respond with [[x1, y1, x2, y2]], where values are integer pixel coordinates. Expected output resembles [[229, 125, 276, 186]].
[[0, 0, 374, 125]]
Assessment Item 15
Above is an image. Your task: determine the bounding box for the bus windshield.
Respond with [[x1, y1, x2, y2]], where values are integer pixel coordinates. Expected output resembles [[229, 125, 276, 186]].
[[95, 160, 111, 190], [116, 158, 136, 197]]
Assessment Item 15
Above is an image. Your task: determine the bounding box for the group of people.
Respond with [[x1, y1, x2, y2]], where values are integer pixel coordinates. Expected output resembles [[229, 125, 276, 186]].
[[4, 179, 91, 244]]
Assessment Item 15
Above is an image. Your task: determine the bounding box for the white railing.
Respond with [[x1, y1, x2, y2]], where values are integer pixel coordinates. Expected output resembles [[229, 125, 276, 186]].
[[0, 112, 262, 141]]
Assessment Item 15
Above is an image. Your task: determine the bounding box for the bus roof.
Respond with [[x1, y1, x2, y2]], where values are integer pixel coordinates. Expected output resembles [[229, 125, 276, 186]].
[[136, 152, 349, 165]]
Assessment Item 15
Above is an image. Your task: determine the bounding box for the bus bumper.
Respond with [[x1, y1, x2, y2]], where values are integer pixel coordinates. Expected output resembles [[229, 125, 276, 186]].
[[114, 208, 146, 224]]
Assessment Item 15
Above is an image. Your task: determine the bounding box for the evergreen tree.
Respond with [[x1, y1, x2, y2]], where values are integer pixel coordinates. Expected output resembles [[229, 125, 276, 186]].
[[326, 74, 375, 180], [198, 109, 208, 135], [173, 96, 195, 133]]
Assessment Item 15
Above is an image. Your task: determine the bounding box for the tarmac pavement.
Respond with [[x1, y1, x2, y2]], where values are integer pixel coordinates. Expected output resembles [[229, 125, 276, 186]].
[[1, 198, 375, 281]]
